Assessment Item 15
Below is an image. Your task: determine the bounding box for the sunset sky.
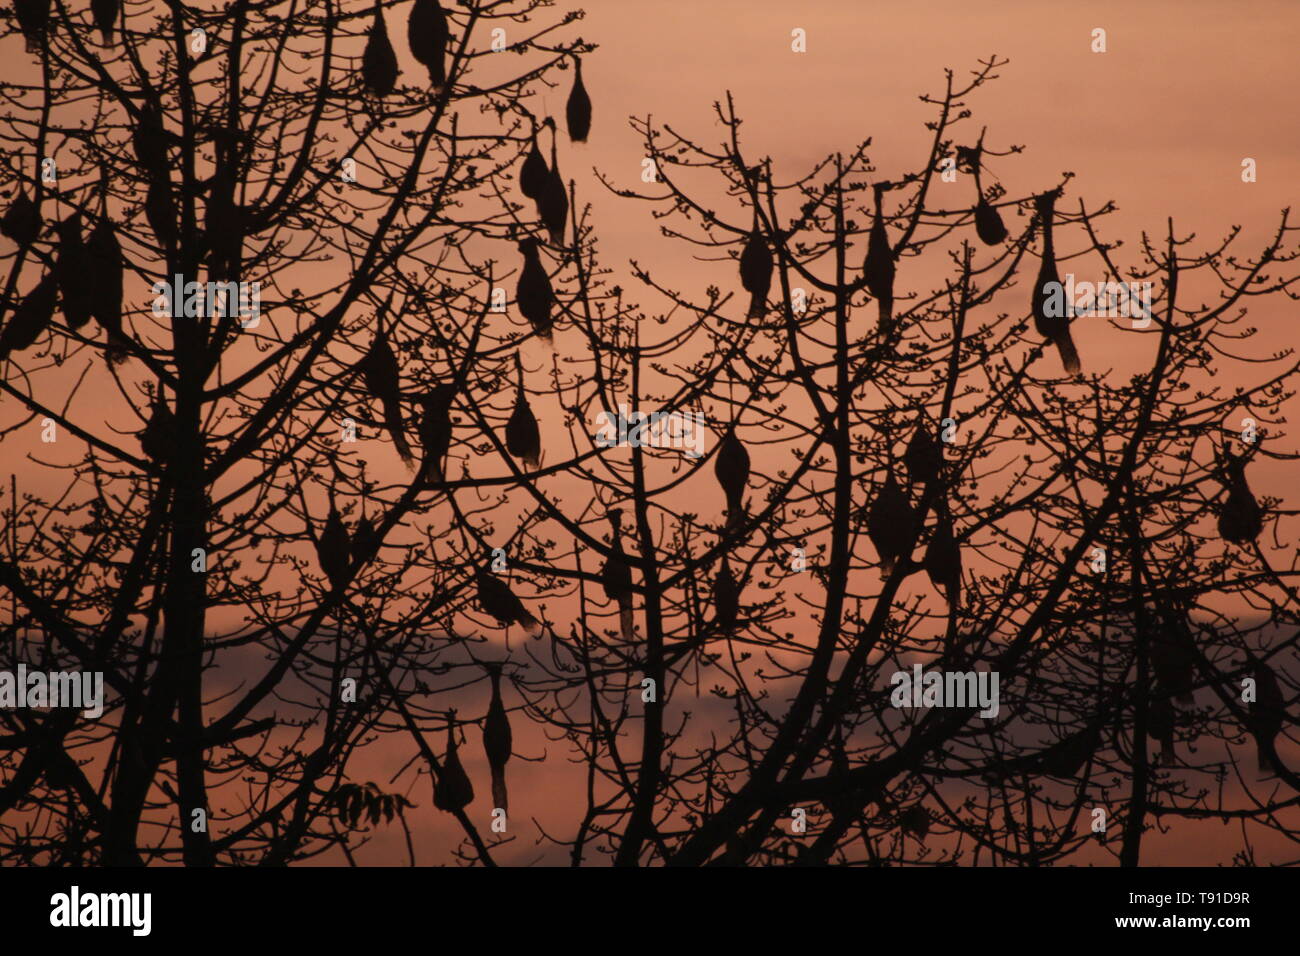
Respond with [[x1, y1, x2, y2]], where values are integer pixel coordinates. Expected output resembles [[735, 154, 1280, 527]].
[[2, 0, 1298, 868], [334, 0, 1300, 865]]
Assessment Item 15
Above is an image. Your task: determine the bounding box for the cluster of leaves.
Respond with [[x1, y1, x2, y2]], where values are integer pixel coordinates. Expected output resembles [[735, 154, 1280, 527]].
[[329, 781, 412, 829]]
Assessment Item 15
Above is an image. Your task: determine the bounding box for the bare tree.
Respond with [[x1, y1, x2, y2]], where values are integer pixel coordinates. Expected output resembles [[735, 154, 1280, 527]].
[[0, 0, 597, 866], [2, 8, 1297, 871]]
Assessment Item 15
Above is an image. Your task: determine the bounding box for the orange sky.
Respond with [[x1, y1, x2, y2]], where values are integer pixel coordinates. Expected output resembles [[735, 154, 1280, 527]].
[[3, 0, 1298, 866], [333, 0, 1300, 865]]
